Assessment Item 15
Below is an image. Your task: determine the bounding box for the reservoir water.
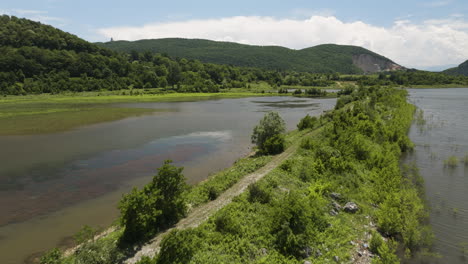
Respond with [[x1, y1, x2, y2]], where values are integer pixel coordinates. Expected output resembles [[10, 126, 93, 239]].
[[0, 96, 336, 264], [406, 88, 468, 263]]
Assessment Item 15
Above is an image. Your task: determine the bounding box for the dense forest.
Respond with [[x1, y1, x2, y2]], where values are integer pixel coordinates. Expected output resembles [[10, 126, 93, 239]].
[[352, 70, 468, 87], [443, 60, 468, 76], [98, 38, 399, 74], [0, 15, 308, 95]]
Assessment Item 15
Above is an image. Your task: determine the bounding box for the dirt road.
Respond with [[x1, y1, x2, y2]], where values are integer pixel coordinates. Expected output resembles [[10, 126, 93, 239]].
[[124, 132, 310, 264]]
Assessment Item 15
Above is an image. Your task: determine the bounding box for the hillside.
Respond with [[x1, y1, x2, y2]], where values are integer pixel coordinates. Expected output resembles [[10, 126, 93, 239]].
[[443, 60, 468, 76], [0, 16, 288, 95], [98, 38, 404, 74]]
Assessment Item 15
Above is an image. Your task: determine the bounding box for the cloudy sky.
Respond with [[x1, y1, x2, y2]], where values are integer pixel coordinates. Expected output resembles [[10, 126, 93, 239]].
[[2, 0, 468, 70]]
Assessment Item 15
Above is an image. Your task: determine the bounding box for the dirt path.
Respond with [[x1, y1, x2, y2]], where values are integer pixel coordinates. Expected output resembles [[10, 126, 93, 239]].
[[124, 132, 310, 264]]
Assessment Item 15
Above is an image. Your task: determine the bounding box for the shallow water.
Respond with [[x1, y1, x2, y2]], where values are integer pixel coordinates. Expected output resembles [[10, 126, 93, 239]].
[[0, 96, 336, 264], [405, 88, 468, 263]]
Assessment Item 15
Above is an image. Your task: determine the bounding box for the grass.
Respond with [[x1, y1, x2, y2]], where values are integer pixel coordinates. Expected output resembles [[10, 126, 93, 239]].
[[185, 155, 273, 207], [463, 154, 468, 166]]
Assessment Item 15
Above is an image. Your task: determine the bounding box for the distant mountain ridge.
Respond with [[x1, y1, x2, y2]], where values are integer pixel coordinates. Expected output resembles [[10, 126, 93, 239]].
[[443, 60, 468, 76], [97, 38, 404, 74]]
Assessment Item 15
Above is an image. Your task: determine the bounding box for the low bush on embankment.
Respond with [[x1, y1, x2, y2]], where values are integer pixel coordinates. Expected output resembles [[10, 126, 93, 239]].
[[148, 87, 431, 264]]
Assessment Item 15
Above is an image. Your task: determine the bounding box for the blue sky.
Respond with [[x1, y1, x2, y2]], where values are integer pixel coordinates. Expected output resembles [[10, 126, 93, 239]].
[[2, 0, 468, 69]]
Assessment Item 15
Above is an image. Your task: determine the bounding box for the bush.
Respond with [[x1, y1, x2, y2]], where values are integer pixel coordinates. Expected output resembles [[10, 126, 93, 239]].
[[262, 134, 285, 154], [119, 160, 188, 243], [157, 229, 203, 264], [297, 114, 318, 130], [373, 240, 399, 264], [370, 231, 384, 254], [214, 211, 242, 235], [251, 112, 286, 153], [39, 248, 62, 264], [74, 238, 124, 264], [272, 191, 327, 257], [248, 182, 272, 204]]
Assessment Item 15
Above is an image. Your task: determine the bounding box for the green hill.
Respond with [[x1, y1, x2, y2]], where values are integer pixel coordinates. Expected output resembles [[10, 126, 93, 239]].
[[443, 60, 468, 76], [0, 16, 289, 95], [98, 38, 403, 74]]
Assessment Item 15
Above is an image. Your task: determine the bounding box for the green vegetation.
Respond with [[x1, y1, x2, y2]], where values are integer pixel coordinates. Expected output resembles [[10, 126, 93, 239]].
[[444, 60, 468, 76], [0, 16, 311, 95], [463, 153, 468, 166], [132, 86, 431, 263], [444, 156, 459, 168], [355, 70, 468, 87], [251, 112, 286, 154], [185, 155, 272, 206], [98, 38, 398, 74], [119, 160, 188, 244], [297, 114, 318, 130]]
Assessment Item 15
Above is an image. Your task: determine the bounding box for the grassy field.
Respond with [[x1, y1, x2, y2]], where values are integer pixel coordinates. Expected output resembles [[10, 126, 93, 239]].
[[0, 90, 276, 136]]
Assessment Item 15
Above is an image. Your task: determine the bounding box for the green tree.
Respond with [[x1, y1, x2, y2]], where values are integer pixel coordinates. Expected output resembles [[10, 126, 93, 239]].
[[119, 160, 188, 243], [251, 111, 286, 154]]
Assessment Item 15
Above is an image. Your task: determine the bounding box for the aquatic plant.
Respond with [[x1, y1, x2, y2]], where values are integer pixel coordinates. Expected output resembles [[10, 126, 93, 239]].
[[415, 109, 426, 126], [443, 156, 459, 168]]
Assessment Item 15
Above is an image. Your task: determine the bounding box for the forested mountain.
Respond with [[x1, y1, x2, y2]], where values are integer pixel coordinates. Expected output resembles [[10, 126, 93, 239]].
[[443, 60, 468, 76], [0, 16, 297, 95], [98, 38, 403, 74]]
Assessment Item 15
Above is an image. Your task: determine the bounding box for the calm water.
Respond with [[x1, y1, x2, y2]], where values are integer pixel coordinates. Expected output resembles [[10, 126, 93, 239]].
[[0, 96, 336, 264], [406, 88, 468, 263]]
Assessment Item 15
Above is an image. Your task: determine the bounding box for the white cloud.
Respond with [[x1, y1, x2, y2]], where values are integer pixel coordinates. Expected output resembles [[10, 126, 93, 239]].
[[98, 15, 468, 69], [3, 8, 67, 26]]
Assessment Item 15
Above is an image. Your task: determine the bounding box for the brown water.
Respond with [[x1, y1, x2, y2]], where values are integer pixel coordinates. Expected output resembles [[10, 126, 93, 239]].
[[0, 96, 336, 264], [405, 88, 468, 263]]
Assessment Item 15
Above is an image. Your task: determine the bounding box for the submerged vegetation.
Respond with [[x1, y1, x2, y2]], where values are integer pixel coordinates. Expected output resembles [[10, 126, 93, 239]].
[[41, 86, 431, 263], [444, 156, 459, 168]]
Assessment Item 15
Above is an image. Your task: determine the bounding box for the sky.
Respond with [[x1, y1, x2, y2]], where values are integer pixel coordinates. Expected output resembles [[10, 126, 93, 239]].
[[2, 0, 468, 70]]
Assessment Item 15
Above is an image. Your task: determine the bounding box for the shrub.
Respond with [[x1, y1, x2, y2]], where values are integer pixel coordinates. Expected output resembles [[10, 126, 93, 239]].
[[39, 248, 62, 264], [262, 134, 285, 154], [214, 211, 242, 235], [74, 238, 124, 264], [373, 240, 399, 264], [248, 182, 272, 204], [370, 231, 384, 254], [297, 114, 318, 130], [119, 160, 188, 243], [251, 112, 286, 153], [157, 229, 203, 264], [272, 191, 327, 257], [293, 89, 302, 95]]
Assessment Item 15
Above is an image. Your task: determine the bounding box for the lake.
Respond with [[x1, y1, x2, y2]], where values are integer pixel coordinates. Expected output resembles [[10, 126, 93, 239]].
[[0, 96, 336, 264], [406, 88, 468, 263]]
